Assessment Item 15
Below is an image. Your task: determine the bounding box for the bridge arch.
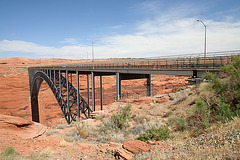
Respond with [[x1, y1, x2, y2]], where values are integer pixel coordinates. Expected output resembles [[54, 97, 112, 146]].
[[30, 71, 73, 123]]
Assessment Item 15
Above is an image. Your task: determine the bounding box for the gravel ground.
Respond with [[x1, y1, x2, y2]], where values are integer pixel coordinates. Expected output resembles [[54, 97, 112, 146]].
[[134, 118, 240, 160]]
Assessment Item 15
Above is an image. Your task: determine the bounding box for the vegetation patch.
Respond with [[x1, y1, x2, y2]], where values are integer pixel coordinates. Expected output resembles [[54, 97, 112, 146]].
[[0, 146, 18, 160], [136, 125, 170, 142], [101, 103, 131, 132], [170, 55, 240, 133]]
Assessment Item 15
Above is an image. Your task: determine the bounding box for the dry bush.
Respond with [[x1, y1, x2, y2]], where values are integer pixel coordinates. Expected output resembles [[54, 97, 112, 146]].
[[59, 139, 67, 147], [0, 146, 19, 160], [31, 147, 53, 160], [56, 123, 68, 129], [45, 130, 59, 136], [75, 121, 96, 139], [199, 82, 216, 107], [39, 147, 53, 159]]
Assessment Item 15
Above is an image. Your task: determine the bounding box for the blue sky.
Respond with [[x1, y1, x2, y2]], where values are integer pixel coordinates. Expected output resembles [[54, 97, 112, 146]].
[[0, 0, 240, 59]]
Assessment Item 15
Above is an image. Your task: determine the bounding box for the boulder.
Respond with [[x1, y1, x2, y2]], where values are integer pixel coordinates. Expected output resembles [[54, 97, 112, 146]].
[[123, 140, 151, 154], [0, 114, 46, 139]]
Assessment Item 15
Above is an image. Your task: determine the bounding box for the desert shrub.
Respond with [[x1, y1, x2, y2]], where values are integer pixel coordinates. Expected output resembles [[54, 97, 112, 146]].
[[56, 123, 67, 129], [133, 115, 150, 124], [170, 116, 188, 131], [184, 55, 240, 131], [45, 130, 59, 136], [130, 120, 162, 135], [1, 146, 16, 157], [173, 96, 187, 105], [177, 88, 183, 92], [64, 136, 74, 142], [136, 125, 170, 142], [31, 147, 53, 160], [201, 55, 240, 123], [0, 146, 18, 160], [59, 139, 67, 147], [162, 111, 173, 118], [101, 104, 131, 132], [38, 147, 53, 159], [75, 121, 90, 139]]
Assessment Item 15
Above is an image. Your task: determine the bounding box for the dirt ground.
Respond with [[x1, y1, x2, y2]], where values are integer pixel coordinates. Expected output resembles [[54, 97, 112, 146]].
[[0, 58, 191, 159]]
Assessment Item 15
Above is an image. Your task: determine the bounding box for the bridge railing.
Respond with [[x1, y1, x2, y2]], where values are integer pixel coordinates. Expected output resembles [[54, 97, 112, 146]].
[[32, 50, 239, 70], [75, 53, 234, 70]]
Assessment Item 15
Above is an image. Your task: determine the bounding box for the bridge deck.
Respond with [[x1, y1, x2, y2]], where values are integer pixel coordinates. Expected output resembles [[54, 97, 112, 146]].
[[28, 53, 239, 124], [29, 55, 229, 76]]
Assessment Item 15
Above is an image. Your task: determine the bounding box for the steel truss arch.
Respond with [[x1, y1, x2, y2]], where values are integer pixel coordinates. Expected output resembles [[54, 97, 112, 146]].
[[30, 70, 91, 124]]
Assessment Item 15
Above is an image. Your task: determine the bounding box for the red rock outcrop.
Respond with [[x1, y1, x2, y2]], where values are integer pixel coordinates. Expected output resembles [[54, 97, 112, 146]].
[[123, 140, 152, 154], [0, 114, 46, 139]]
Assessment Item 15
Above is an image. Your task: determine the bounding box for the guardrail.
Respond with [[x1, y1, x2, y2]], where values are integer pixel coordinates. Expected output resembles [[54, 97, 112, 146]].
[[32, 50, 240, 70], [76, 55, 233, 70]]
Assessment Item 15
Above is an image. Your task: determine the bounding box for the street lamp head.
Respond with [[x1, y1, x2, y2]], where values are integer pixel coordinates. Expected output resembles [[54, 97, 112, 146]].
[[197, 19, 206, 27]]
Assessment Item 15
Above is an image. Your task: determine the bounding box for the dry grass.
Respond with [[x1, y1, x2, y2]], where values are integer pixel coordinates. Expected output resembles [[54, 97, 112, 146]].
[[59, 139, 67, 148], [45, 130, 59, 136], [144, 117, 240, 160], [75, 121, 96, 139], [30, 147, 54, 160], [0, 146, 25, 160]]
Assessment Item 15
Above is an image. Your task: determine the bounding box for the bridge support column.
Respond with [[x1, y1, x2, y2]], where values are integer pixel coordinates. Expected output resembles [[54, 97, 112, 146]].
[[100, 75, 103, 110], [77, 71, 80, 119], [66, 70, 70, 123], [59, 70, 61, 96], [147, 74, 151, 96], [91, 72, 95, 111], [31, 96, 40, 122], [116, 72, 121, 100], [54, 70, 56, 86], [87, 74, 90, 110]]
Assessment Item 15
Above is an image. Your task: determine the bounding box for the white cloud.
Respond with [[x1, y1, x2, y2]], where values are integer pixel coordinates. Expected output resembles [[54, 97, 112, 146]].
[[98, 17, 240, 58], [0, 40, 89, 59], [0, 2, 240, 59]]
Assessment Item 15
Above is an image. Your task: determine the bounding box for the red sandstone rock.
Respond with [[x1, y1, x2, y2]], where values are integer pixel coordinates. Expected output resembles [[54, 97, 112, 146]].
[[123, 140, 152, 154], [0, 114, 33, 128], [115, 148, 134, 160], [0, 114, 46, 139]]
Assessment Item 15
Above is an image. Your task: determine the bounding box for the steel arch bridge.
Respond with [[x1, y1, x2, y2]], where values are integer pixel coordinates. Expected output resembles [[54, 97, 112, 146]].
[[28, 50, 240, 124]]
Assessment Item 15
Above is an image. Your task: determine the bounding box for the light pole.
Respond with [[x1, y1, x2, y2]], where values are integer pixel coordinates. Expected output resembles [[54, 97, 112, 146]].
[[92, 40, 100, 70], [197, 19, 207, 65]]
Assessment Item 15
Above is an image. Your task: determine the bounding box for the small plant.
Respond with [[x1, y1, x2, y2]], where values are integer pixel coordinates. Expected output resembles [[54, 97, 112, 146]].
[[59, 139, 67, 147], [153, 99, 159, 104], [177, 88, 183, 92], [162, 111, 173, 118], [133, 115, 150, 124], [203, 118, 210, 128], [0, 146, 18, 160], [30, 147, 53, 159], [101, 104, 131, 132], [45, 130, 59, 136], [2, 146, 16, 156], [39, 147, 53, 158], [170, 116, 188, 131], [64, 136, 74, 142], [173, 96, 187, 105], [136, 125, 170, 142], [77, 125, 88, 139], [57, 123, 67, 129], [75, 121, 95, 139]]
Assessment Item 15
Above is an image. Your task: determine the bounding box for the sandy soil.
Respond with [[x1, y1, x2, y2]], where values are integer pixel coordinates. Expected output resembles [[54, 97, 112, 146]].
[[0, 58, 189, 159]]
